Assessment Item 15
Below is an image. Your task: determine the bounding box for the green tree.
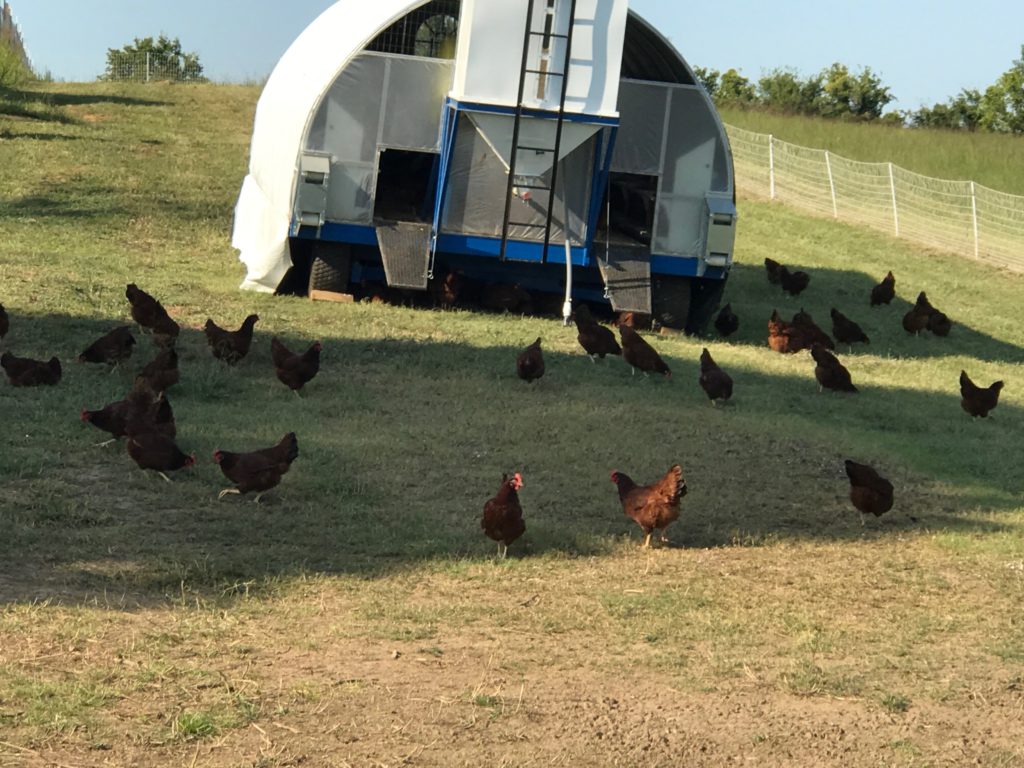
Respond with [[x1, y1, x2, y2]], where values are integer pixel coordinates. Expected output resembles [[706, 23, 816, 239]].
[[819, 63, 892, 119], [102, 35, 205, 82], [692, 66, 720, 97], [757, 68, 823, 115], [914, 89, 983, 131], [979, 46, 1024, 133], [716, 68, 756, 105]]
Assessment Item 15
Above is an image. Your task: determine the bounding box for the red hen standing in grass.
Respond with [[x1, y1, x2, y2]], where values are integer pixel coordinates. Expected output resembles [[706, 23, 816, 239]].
[[611, 464, 687, 548], [481, 472, 525, 558]]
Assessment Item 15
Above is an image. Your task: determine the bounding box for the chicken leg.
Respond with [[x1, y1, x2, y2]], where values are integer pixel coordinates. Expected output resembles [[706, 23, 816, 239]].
[[641, 531, 653, 549], [218, 488, 241, 500], [157, 472, 172, 483]]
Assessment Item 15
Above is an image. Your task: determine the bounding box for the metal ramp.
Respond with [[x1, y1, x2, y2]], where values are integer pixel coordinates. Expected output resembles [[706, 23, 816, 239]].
[[598, 246, 652, 314], [500, 0, 579, 262], [376, 221, 432, 290]]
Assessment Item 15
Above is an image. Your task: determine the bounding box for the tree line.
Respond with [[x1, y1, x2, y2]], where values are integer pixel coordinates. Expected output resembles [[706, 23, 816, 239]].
[[694, 46, 1024, 133]]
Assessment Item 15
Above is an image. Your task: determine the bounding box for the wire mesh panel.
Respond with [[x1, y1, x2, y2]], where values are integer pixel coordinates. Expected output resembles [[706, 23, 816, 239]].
[[725, 123, 1024, 274], [366, 0, 460, 58]]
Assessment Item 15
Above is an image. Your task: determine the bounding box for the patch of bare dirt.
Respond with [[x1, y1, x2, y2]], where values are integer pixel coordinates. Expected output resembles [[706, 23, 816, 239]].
[[9, 636, 1022, 767]]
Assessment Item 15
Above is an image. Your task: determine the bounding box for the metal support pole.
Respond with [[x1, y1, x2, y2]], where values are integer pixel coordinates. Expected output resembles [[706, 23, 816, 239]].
[[888, 162, 899, 237], [145, 51, 150, 82], [768, 134, 775, 200], [970, 181, 979, 259], [824, 151, 837, 218]]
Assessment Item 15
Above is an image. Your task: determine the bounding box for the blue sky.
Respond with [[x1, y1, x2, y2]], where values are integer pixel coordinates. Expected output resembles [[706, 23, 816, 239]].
[[10, 0, 1024, 111]]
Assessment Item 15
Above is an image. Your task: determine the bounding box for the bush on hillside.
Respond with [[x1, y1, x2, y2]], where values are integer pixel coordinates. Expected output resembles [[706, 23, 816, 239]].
[[0, 40, 31, 88]]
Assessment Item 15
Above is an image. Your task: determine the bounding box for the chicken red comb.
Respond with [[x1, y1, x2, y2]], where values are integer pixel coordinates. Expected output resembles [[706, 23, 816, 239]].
[[186, 452, 197, 468], [80, 409, 91, 422]]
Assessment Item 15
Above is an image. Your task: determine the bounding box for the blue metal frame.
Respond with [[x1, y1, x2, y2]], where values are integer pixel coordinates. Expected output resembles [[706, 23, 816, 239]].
[[297, 221, 722, 279]]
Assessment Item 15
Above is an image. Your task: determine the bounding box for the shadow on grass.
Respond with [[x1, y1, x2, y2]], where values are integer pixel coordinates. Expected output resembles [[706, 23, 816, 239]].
[[707, 262, 1024, 365], [0, 129, 88, 141], [0, 310, 1021, 605], [1, 87, 169, 109]]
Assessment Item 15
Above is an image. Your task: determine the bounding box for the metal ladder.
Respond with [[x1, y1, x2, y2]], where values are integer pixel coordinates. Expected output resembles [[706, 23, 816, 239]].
[[499, 0, 579, 262]]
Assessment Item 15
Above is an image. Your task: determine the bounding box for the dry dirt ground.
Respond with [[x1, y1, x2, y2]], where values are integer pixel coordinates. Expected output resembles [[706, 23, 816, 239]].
[[3, 596, 1022, 768]]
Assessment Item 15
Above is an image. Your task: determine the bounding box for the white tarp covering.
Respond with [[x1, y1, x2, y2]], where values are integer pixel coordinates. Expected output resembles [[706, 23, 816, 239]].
[[232, 0, 429, 292]]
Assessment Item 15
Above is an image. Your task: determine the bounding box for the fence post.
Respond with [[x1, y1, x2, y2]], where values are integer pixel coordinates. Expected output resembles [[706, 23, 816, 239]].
[[145, 51, 150, 82], [970, 181, 979, 259], [768, 134, 775, 200], [888, 162, 899, 237], [824, 151, 837, 218]]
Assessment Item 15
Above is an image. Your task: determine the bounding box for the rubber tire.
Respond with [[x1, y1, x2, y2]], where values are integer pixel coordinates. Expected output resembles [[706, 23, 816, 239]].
[[307, 244, 351, 295]]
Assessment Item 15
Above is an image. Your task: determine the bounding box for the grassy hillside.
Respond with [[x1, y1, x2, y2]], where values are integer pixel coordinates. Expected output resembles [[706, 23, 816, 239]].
[[1, 82, 1023, 767], [721, 106, 1024, 195]]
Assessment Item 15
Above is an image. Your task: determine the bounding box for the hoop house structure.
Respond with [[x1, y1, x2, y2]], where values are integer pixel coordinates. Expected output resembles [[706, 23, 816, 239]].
[[232, 0, 737, 331]]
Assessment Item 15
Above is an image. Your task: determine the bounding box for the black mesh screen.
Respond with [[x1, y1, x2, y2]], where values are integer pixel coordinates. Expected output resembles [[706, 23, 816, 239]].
[[366, 0, 461, 58]]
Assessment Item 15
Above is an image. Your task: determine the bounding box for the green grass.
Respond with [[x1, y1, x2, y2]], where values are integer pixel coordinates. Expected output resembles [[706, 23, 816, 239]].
[[1, 80, 1023, 765], [721, 106, 1024, 194]]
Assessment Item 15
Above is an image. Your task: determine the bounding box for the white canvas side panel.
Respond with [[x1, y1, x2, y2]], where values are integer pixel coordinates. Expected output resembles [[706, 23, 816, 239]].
[[451, 0, 626, 116], [231, 0, 429, 291], [233, 175, 290, 292]]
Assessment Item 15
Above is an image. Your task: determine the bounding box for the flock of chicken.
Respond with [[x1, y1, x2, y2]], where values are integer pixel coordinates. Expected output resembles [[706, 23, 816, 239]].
[[0, 258, 1009, 556], [482, 257, 1007, 556], [0, 285, 319, 501]]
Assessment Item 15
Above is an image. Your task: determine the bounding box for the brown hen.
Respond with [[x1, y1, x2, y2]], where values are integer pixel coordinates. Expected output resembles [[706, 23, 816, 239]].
[[811, 344, 857, 393], [619, 324, 670, 377], [844, 460, 894, 524], [698, 347, 733, 404], [767, 310, 810, 354], [959, 370, 1003, 418], [830, 308, 870, 347], [204, 313, 259, 365], [1, 352, 61, 386], [126, 283, 180, 347], [870, 271, 895, 306], [713, 303, 739, 337], [215, 432, 299, 502], [78, 325, 136, 367], [126, 431, 194, 482], [481, 472, 526, 558], [611, 464, 687, 548], [574, 305, 621, 361], [271, 337, 322, 394]]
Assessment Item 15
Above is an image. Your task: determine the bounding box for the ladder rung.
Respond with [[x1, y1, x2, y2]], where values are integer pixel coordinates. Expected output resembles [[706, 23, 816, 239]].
[[524, 68, 565, 77], [508, 221, 547, 228], [513, 184, 552, 191], [516, 145, 555, 153], [529, 31, 569, 39]]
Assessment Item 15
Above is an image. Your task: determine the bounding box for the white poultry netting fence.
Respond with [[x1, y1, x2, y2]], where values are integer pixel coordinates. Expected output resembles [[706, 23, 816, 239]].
[[725, 124, 1024, 274]]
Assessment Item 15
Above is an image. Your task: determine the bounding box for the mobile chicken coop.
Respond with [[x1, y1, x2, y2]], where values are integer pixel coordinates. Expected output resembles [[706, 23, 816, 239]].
[[232, 0, 737, 332]]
